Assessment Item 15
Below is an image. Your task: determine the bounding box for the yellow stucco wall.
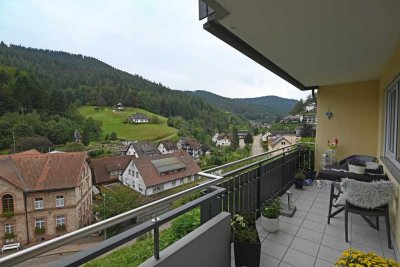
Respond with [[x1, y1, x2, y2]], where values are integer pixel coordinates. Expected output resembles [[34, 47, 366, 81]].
[[316, 43, 400, 251], [315, 80, 379, 170], [377, 43, 400, 251]]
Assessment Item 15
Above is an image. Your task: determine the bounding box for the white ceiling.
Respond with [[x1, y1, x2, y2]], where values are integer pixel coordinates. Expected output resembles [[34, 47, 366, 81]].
[[208, 0, 400, 87]]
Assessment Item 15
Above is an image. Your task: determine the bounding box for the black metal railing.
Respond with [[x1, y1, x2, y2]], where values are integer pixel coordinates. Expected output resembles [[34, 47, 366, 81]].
[[0, 143, 314, 267]]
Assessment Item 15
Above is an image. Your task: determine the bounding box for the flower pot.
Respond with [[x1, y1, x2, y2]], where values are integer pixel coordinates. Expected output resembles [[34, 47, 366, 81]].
[[294, 179, 304, 189], [234, 238, 261, 267], [348, 164, 366, 174], [261, 215, 279, 232]]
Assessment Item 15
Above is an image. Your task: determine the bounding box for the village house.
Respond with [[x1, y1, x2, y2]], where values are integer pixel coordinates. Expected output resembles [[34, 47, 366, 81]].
[[92, 155, 133, 185], [130, 113, 149, 123], [121, 151, 201, 196], [211, 133, 219, 143], [280, 114, 301, 124], [237, 130, 249, 139], [158, 140, 178, 154], [261, 131, 272, 142], [0, 150, 93, 247], [304, 103, 316, 112], [125, 141, 161, 158], [267, 135, 294, 156], [113, 102, 124, 111], [177, 137, 202, 159], [215, 133, 231, 147], [301, 113, 317, 125]]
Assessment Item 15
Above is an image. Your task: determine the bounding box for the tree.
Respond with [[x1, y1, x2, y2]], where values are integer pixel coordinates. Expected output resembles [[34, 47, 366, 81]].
[[230, 128, 239, 150], [15, 136, 53, 152], [301, 123, 314, 137], [104, 133, 109, 140], [109, 132, 117, 141], [244, 133, 253, 145]]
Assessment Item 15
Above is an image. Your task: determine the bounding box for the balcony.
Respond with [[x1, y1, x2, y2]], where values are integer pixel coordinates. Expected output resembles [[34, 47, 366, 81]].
[[1, 143, 398, 267]]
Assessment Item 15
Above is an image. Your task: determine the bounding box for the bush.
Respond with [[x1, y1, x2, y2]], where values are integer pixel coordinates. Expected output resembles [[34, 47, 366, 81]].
[[88, 149, 104, 157], [4, 232, 15, 240], [110, 132, 117, 141], [56, 225, 66, 231], [61, 142, 86, 152], [261, 198, 281, 219], [35, 227, 45, 234], [2, 211, 14, 218], [170, 209, 200, 239]]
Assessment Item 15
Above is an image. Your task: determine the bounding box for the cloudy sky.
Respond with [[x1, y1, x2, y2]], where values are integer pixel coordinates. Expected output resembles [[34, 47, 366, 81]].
[[0, 0, 309, 100]]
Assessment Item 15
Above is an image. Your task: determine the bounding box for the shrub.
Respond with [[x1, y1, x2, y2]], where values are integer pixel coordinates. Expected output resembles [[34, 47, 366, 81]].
[[294, 170, 306, 180], [170, 208, 200, 239], [231, 213, 258, 243], [4, 232, 15, 240], [56, 225, 66, 231]]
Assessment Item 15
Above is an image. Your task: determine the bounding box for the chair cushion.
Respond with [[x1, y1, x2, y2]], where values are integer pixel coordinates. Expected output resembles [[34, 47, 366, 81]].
[[335, 178, 394, 209]]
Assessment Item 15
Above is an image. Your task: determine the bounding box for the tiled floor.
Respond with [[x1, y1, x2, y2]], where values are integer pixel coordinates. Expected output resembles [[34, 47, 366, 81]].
[[232, 182, 399, 266]]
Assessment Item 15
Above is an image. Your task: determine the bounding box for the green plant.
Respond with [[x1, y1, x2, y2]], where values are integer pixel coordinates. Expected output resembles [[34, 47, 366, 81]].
[[2, 211, 14, 218], [294, 170, 306, 180], [261, 198, 282, 219], [335, 248, 399, 267], [231, 213, 258, 243], [170, 208, 200, 239], [35, 227, 45, 234], [4, 232, 15, 240], [56, 225, 66, 231]]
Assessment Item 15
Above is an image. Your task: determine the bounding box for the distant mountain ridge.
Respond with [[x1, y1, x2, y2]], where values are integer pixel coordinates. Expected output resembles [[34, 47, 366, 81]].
[[190, 90, 297, 122]]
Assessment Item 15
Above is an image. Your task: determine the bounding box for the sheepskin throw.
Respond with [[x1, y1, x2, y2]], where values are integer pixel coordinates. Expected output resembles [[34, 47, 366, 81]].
[[335, 178, 394, 209]]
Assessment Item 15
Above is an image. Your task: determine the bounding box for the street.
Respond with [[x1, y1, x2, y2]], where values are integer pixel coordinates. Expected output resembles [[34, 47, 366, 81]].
[[250, 134, 264, 156]]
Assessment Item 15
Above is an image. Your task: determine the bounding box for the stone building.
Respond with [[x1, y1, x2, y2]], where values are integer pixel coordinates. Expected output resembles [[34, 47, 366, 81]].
[[0, 150, 93, 246]]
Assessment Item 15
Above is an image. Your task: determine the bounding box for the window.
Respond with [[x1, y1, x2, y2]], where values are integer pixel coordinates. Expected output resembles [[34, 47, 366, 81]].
[[35, 218, 45, 229], [386, 79, 400, 165], [172, 180, 176, 186], [56, 215, 66, 226], [56, 196, 64, 207], [129, 169, 131, 175], [2, 194, 14, 213], [138, 184, 143, 192], [5, 223, 13, 234], [136, 172, 139, 178], [131, 181, 135, 188], [34, 198, 44, 210], [154, 184, 164, 192]]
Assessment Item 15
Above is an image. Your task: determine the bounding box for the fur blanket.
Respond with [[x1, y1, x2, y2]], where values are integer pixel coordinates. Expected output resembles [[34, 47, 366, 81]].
[[335, 178, 395, 209]]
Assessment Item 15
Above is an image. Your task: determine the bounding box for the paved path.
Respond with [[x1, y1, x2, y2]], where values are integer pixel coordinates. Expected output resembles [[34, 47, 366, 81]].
[[251, 134, 264, 156]]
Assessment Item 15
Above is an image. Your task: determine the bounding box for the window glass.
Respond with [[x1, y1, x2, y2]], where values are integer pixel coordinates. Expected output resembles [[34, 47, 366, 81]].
[[386, 81, 400, 165], [34, 198, 44, 209], [35, 218, 45, 228], [56, 215, 66, 226], [56, 196, 64, 207], [2, 194, 14, 213], [5, 223, 13, 234]]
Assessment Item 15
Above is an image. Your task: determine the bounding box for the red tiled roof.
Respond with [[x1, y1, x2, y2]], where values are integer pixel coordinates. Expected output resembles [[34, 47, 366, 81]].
[[0, 151, 89, 192], [132, 151, 201, 187], [92, 155, 133, 184]]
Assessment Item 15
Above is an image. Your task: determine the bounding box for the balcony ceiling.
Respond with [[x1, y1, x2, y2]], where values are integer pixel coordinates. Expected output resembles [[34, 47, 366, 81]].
[[205, 0, 400, 88]]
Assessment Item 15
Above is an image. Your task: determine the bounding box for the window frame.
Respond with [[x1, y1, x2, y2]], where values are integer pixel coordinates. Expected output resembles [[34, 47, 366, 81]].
[[56, 215, 66, 226], [5, 223, 13, 234], [56, 195, 64, 208], [385, 76, 400, 169], [34, 197, 44, 210], [35, 218, 45, 229], [2, 194, 14, 213]]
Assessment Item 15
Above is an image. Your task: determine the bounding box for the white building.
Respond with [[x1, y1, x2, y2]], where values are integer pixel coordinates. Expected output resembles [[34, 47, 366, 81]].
[[158, 140, 178, 154], [131, 113, 149, 123], [216, 133, 231, 147], [212, 133, 219, 143], [125, 141, 160, 157], [121, 151, 201, 196], [261, 131, 272, 142]]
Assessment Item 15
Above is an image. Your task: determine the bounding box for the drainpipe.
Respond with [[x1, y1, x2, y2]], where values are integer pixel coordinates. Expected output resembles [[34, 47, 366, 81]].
[[23, 192, 30, 244]]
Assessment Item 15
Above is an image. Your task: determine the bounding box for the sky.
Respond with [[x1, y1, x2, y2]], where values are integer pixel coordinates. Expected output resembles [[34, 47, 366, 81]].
[[0, 0, 309, 100]]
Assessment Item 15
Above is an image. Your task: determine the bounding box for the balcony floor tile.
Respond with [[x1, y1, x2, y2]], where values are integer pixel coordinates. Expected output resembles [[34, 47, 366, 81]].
[[232, 183, 400, 266]]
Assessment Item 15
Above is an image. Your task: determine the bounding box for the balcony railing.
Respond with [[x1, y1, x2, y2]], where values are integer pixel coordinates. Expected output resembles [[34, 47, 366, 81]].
[[0, 143, 314, 267]]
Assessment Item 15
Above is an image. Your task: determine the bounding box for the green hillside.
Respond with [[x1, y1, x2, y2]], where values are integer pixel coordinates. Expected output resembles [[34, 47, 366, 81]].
[[78, 106, 177, 141], [190, 90, 296, 122]]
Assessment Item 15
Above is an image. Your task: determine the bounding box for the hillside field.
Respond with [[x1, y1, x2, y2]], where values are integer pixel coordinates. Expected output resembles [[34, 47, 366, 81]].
[[78, 106, 178, 141]]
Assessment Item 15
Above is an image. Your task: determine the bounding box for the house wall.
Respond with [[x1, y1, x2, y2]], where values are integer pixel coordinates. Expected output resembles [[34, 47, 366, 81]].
[[0, 179, 28, 246], [122, 162, 147, 195], [315, 80, 379, 170], [377, 43, 400, 251]]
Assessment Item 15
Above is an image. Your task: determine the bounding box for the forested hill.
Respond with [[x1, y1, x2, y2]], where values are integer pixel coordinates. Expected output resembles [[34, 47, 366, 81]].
[[0, 43, 248, 144], [190, 90, 297, 122]]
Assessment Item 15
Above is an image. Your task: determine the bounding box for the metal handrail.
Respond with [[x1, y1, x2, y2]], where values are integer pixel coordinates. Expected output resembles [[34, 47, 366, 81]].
[[0, 142, 310, 266]]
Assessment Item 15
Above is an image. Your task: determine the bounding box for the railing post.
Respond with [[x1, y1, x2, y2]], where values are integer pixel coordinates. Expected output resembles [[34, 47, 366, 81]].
[[256, 163, 262, 217], [152, 214, 160, 260], [200, 186, 221, 224]]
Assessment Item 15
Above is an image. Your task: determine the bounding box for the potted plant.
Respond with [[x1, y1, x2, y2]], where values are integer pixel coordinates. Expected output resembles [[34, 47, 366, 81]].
[[336, 249, 398, 267], [35, 227, 45, 235], [231, 213, 260, 267], [261, 198, 282, 232], [348, 159, 366, 174], [294, 170, 306, 188], [4, 232, 15, 242]]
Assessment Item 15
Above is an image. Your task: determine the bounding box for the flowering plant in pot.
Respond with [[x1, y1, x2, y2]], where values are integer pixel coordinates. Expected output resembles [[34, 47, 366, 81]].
[[348, 159, 366, 174], [294, 170, 306, 189], [261, 198, 282, 232], [231, 213, 260, 267], [328, 138, 339, 150], [335, 248, 398, 267]]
